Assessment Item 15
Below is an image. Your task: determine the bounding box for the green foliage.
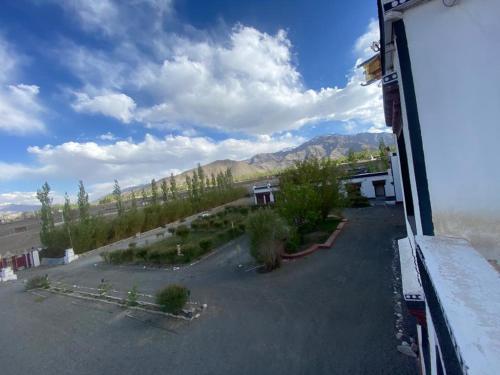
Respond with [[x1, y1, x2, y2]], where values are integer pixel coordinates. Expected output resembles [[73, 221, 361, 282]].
[[37, 182, 55, 248], [98, 280, 112, 296], [25, 275, 50, 290], [77, 180, 90, 222], [175, 225, 190, 241], [346, 184, 370, 208], [199, 239, 212, 253], [113, 179, 124, 216], [277, 158, 343, 235], [127, 285, 139, 306], [155, 285, 189, 314], [246, 209, 288, 270]]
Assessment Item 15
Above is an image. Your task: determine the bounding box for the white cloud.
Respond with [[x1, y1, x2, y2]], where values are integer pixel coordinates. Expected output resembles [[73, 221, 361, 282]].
[[58, 14, 384, 134], [0, 38, 46, 134], [0, 192, 39, 207], [72, 91, 136, 123], [0, 132, 303, 201], [99, 132, 117, 141], [0, 84, 45, 134]]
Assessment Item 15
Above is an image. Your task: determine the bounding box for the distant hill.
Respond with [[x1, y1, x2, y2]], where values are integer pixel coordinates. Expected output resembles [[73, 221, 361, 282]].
[[120, 132, 394, 197], [247, 132, 394, 171], [0, 204, 40, 213]]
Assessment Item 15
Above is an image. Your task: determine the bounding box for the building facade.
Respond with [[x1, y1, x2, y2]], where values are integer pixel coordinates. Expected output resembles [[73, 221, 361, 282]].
[[363, 1, 500, 374]]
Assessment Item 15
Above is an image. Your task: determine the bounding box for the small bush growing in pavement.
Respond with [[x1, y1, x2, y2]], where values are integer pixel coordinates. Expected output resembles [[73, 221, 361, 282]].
[[155, 284, 189, 314], [127, 285, 139, 306], [25, 275, 50, 290], [199, 239, 213, 253], [98, 280, 112, 296]]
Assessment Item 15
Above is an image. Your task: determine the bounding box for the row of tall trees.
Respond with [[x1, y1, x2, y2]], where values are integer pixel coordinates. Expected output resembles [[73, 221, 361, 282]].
[[37, 166, 244, 257]]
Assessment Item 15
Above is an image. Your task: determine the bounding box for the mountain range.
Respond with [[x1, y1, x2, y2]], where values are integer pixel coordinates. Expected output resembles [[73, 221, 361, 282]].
[[123, 132, 394, 195]]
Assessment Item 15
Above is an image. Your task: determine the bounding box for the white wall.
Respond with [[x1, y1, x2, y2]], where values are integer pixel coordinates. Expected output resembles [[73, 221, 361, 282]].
[[390, 154, 404, 202], [348, 174, 394, 199], [404, 0, 500, 261]]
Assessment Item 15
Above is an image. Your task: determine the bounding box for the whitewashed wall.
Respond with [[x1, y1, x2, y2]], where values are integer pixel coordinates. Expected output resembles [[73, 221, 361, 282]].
[[404, 0, 500, 261], [348, 173, 394, 199]]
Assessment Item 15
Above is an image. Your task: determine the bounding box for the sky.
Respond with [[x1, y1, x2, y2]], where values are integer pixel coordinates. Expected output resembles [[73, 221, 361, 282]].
[[0, 0, 383, 206]]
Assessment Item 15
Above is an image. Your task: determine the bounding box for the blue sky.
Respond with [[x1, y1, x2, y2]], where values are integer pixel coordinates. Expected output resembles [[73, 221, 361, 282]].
[[0, 0, 382, 205]]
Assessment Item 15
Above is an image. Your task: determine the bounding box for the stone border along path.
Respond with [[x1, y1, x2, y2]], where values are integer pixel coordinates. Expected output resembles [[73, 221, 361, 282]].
[[30, 282, 206, 321], [281, 218, 348, 260]]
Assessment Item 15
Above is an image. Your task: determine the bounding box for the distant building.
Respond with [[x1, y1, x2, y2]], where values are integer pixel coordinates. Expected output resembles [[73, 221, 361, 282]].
[[359, 1, 500, 374], [252, 183, 278, 205]]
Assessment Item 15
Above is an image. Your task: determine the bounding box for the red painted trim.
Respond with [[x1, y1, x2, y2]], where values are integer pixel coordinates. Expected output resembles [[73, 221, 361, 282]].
[[281, 219, 347, 259]]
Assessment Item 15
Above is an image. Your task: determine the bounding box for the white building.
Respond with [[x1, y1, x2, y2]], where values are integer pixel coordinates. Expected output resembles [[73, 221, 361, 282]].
[[359, 1, 500, 374], [346, 153, 404, 202]]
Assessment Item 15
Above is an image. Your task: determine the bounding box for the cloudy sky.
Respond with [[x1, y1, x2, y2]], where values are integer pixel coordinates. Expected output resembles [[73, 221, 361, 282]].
[[0, 0, 382, 206]]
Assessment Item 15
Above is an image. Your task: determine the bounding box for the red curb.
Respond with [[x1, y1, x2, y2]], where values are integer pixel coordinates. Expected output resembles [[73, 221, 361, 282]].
[[281, 219, 348, 260]]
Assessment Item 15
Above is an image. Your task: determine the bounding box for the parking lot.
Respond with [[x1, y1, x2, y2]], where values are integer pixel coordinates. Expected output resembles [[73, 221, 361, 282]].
[[0, 205, 417, 375]]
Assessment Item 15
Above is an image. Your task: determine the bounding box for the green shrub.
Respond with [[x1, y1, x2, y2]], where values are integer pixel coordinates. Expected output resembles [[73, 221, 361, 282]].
[[121, 248, 135, 263], [167, 227, 175, 234], [238, 223, 246, 232], [239, 207, 249, 215], [175, 225, 190, 241], [135, 247, 148, 260], [178, 245, 196, 262], [285, 228, 301, 254], [127, 285, 139, 306], [128, 242, 137, 248], [214, 221, 223, 228], [155, 284, 189, 314], [223, 219, 229, 226], [247, 209, 288, 270], [25, 275, 50, 290], [199, 239, 213, 253]]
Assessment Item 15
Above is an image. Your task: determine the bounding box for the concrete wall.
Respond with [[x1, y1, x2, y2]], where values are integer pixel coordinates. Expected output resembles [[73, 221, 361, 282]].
[[348, 173, 394, 199], [404, 0, 500, 261]]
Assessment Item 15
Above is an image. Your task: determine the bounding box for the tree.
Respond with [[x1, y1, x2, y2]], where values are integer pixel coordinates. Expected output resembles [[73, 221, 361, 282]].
[[197, 163, 205, 195], [130, 190, 138, 211], [170, 173, 178, 200], [62, 192, 72, 226], [185, 175, 193, 200], [378, 139, 389, 169], [211, 173, 216, 190], [347, 148, 356, 164], [205, 177, 210, 191], [113, 179, 124, 216], [77, 180, 90, 222], [151, 179, 159, 206], [141, 188, 148, 206], [161, 179, 169, 204], [191, 170, 199, 201], [62, 193, 74, 248], [277, 158, 343, 236], [37, 182, 55, 246]]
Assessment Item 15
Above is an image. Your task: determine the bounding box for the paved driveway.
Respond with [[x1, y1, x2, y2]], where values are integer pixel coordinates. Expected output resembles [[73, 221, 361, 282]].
[[0, 205, 416, 375]]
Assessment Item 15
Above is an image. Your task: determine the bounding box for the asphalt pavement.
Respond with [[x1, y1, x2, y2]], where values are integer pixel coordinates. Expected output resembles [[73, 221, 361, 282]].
[[0, 204, 417, 375]]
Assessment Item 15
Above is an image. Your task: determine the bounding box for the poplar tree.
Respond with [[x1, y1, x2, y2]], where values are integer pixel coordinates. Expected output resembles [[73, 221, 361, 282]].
[[131, 190, 137, 211], [37, 182, 54, 246], [161, 179, 169, 203], [211, 173, 217, 190], [62, 192, 72, 226], [151, 178, 159, 206], [77, 180, 90, 222], [113, 179, 123, 216], [141, 188, 148, 206], [170, 173, 178, 200], [197, 163, 205, 195]]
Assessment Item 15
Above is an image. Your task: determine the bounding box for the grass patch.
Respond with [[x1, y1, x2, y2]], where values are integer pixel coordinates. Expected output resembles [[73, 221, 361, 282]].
[[284, 217, 340, 254]]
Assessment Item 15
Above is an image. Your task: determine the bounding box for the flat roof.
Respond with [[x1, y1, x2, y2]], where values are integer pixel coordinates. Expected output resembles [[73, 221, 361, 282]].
[[416, 235, 500, 374]]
